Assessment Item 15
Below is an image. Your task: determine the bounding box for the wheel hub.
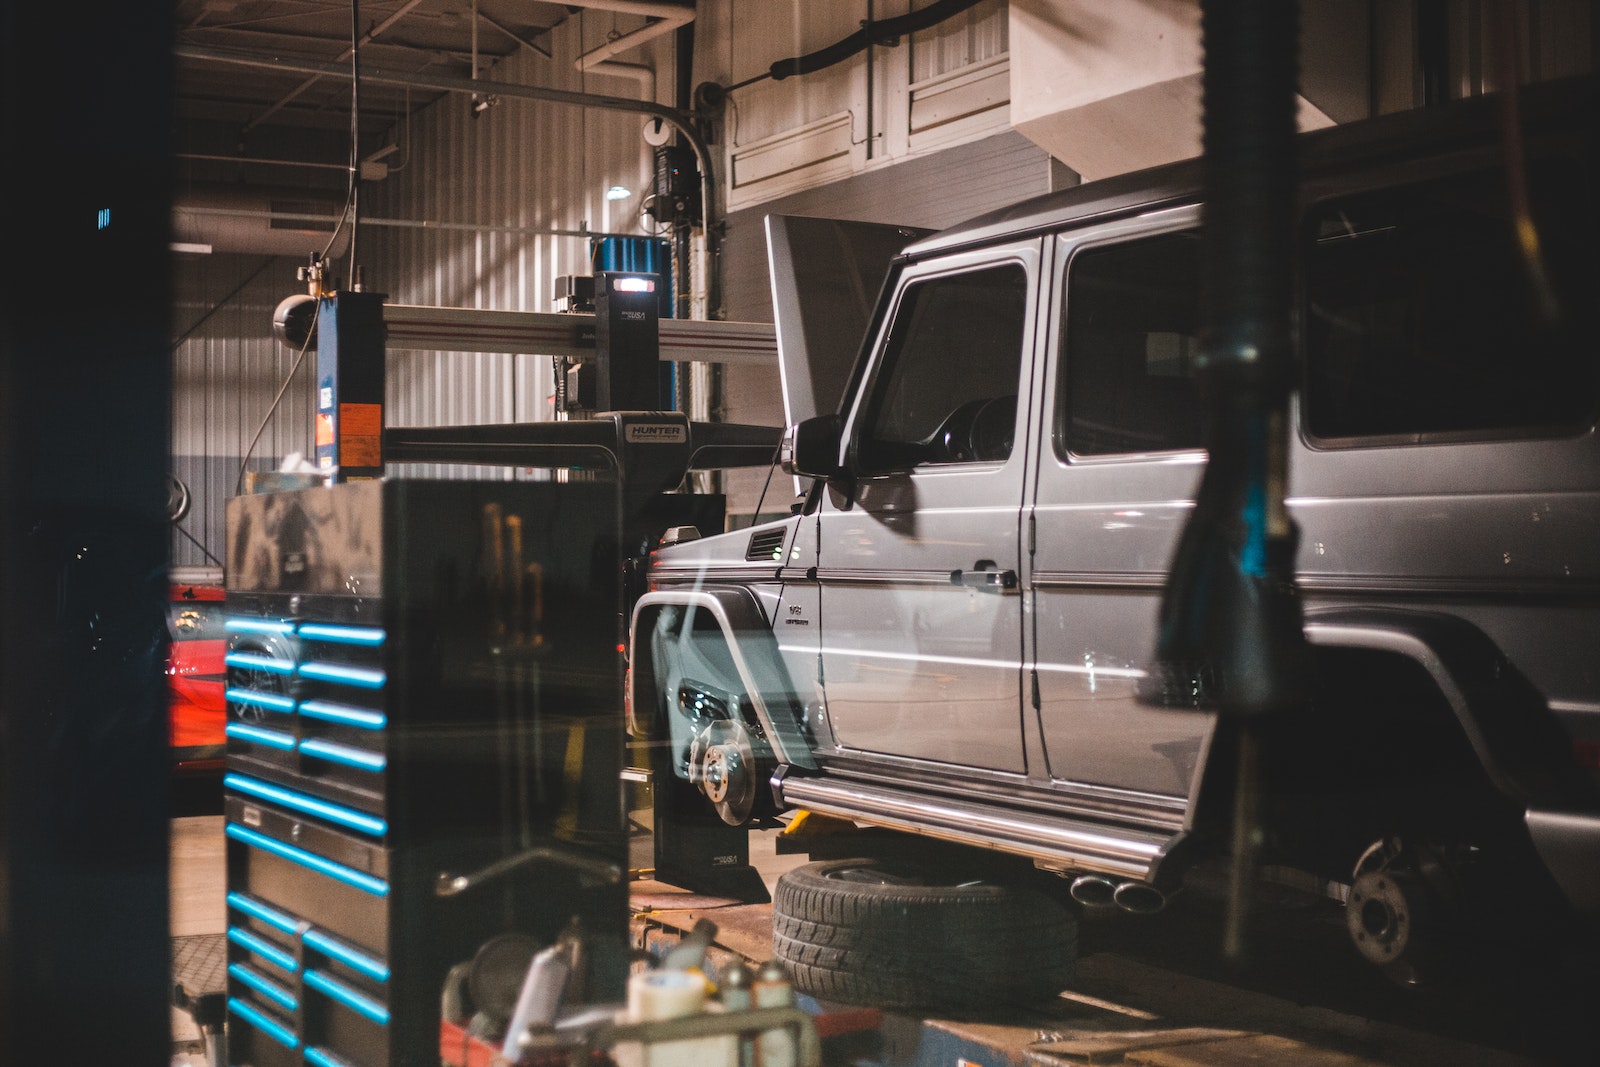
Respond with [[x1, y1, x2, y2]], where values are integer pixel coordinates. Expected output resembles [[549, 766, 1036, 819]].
[[1347, 869, 1412, 966], [702, 745, 734, 804], [691, 720, 757, 825], [1345, 836, 1460, 987]]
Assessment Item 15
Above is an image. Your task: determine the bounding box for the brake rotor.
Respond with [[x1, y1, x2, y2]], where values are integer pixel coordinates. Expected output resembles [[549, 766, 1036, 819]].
[[694, 719, 757, 826], [1346, 836, 1456, 988]]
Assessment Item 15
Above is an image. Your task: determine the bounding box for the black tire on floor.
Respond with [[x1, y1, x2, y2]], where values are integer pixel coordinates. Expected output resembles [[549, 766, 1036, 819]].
[[771, 857, 1077, 1011]]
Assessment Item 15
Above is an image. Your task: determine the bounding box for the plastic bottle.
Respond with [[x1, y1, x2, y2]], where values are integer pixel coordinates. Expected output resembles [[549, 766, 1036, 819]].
[[720, 959, 754, 1012], [752, 960, 794, 1067], [719, 959, 755, 1067]]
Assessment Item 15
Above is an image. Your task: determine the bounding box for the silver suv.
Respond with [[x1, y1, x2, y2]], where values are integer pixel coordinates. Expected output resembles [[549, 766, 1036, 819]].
[[629, 78, 1599, 984]]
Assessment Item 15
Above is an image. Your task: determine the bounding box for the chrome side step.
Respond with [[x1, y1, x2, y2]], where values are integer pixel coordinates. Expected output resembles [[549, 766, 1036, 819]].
[[774, 772, 1179, 883]]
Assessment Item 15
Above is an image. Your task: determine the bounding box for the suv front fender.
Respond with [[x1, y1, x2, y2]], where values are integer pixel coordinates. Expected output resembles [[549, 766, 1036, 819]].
[[630, 588, 817, 770]]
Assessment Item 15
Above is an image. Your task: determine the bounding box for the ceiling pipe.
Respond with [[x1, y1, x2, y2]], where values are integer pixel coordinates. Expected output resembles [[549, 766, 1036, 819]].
[[176, 151, 393, 180], [584, 60, 656, 99], [562, 1, 693, 74], [177, 43, 718, 282], [177, 151, 348, 174], [242, 0, 428, 133], [176, 201, 641, 242]]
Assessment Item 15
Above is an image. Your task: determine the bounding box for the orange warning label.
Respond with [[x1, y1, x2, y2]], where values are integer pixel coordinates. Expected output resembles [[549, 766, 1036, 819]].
[[339, 403, 383, 467], [340, 403, 383, 437], [315, 413, 334, 447], [341, 435, 382, 468]]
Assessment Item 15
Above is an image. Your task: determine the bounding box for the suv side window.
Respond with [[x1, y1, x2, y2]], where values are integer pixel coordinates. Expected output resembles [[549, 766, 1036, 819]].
[[1058, 230, 1203, 457], [857, 264, 1027, 472], [1305, 165, 1597, 442]]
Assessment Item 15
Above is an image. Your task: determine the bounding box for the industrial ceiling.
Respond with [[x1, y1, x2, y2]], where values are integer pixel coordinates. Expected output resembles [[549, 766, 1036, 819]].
[[173, 0, 574, 140]]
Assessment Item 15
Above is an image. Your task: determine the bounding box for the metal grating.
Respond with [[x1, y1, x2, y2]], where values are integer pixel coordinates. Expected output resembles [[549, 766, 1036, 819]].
[[173, 932, 229, 996]]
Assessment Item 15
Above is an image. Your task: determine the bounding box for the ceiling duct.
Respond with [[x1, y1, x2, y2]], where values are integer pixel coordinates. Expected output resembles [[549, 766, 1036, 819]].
[[172, 187, 351, 259]]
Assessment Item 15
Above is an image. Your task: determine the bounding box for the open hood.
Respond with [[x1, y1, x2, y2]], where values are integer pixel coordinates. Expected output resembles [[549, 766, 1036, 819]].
[[764, 215, 932, 427]]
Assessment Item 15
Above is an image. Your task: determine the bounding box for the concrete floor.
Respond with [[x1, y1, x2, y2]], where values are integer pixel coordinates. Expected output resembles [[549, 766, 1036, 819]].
[[170, 816, 226, 1066], [171, 813, 1585, 1066]]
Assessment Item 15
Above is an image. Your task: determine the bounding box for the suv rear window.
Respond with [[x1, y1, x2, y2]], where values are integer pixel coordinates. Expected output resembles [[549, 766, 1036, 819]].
[[1304, 164, 1597, 443], [1060, 229, 1204, 456]]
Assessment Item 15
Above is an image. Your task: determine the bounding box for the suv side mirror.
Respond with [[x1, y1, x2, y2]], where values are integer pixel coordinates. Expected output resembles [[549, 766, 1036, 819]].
[[780, 414, 843, 480]]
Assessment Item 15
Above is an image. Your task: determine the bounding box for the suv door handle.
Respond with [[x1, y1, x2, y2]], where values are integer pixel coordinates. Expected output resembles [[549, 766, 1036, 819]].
[[950, 560, 1017, 592]]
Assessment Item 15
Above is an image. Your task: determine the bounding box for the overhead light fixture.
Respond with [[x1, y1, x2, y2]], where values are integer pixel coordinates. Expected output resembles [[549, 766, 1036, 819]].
[[605, 185, 633, 201]]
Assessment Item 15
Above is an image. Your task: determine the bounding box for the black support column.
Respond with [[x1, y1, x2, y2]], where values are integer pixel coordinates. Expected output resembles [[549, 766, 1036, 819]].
[[0, 3, 174, 1064]]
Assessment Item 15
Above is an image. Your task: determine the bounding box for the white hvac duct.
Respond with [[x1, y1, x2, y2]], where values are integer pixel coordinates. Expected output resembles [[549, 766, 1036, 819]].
[[1010, 0, 1332, 181], [171, 187, 351, 259]]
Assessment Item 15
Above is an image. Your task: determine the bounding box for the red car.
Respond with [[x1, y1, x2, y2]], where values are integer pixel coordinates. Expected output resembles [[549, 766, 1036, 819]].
[[168, 581, 227, 805]]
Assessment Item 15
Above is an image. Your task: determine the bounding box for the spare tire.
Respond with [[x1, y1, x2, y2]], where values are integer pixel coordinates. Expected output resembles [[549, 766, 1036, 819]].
[[771, 858, 1076, 1011]]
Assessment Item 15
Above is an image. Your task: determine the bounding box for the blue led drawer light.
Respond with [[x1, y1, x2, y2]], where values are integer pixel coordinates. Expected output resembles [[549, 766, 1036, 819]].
[[227, 651, 297, 674], [303, 929, 390, 983], [299, 699, 386, 730], [226, 891, 300, 936], [299, 738, 386, 772], [304, 1045, 357, 1067], [298, 661, 387, 689], [227, 926, 298, 974], [227, 723, 296, 751], [304, 969, 390, 1025], [298, 623, 386, 647], [227, 822, 390, 897], [229, 997, 300, 1050], [226, 688, 296, 714], [226, 618, 296, 637], [225, 774, 387, 837], [229, 962, 299, 1012]]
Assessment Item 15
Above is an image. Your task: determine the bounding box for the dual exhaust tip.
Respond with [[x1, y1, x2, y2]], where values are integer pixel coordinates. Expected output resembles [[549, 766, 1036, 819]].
[[1069, 874, 1167, 914]]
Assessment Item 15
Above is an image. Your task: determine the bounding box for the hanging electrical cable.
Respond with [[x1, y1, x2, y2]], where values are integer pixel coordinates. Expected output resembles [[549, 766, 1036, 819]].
[[237, 0, 366, 493], [347, 0, 362, 286]]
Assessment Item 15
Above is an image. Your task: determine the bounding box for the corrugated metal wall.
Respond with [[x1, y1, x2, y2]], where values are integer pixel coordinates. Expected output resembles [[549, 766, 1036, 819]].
[[170, 252, 315, 570], [170, 12, 673, 566]]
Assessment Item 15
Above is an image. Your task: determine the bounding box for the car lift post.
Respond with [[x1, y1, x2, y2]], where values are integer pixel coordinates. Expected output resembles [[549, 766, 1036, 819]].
[[314, 289, 388, 482], [373, 273, 778, 901]]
